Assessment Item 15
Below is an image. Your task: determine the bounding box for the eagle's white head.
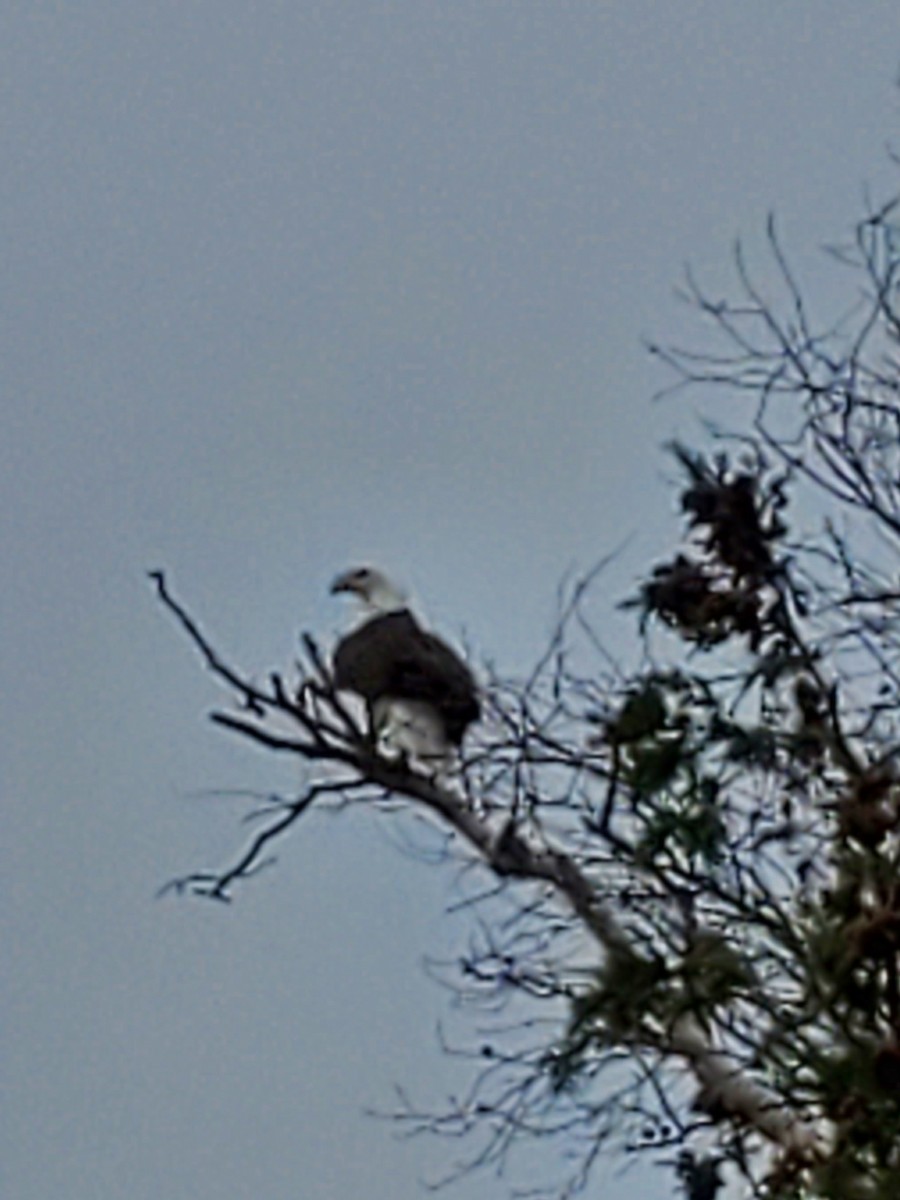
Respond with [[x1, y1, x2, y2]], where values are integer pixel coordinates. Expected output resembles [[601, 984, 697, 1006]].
[[330, 565, 407, 614]]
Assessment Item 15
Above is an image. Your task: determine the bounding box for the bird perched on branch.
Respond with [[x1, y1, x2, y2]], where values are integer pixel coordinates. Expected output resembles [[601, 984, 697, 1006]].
[[330, 566, 480, 771]]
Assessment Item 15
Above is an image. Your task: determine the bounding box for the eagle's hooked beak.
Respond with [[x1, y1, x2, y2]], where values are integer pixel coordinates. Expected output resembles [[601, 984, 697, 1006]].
[[330, 570, 362, 596]]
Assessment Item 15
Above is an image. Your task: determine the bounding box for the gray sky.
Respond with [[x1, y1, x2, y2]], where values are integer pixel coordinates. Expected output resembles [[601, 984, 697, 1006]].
[[4, 5, 899, 1199]]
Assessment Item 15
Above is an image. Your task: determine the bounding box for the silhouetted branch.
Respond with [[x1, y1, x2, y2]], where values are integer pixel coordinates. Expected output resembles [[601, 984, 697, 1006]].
[[148, 569, 271, 714], [159, 780, 356, 902]]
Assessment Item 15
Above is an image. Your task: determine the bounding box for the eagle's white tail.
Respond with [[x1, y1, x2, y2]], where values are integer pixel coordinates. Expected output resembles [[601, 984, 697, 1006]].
[[374, 697, 456, 777]]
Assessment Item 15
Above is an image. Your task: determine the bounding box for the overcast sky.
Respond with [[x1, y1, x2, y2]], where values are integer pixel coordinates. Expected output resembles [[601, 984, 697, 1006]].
[[4, 5, 900, 1199]]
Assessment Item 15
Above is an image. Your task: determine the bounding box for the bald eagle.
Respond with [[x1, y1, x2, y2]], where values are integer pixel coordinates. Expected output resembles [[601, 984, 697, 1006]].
[[330, 566, 480, 767]]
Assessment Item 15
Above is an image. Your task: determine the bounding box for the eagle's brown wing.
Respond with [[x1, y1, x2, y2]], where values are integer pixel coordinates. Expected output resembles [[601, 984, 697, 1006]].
[[333, 611, 480, 744]]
